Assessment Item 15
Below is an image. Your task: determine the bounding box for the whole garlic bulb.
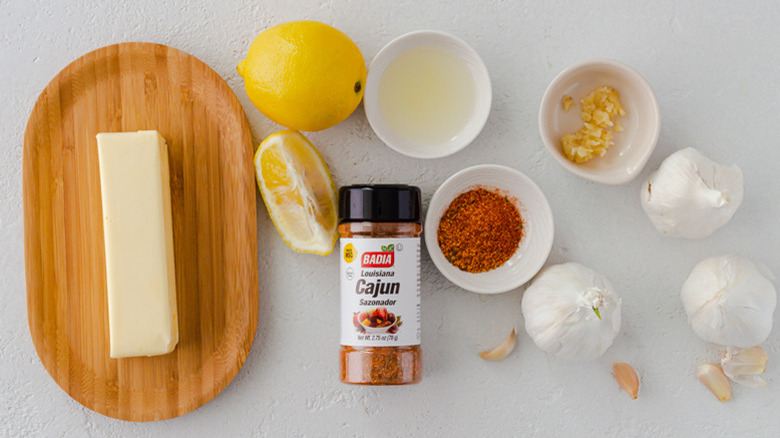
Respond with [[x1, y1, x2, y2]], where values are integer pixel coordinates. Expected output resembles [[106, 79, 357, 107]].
[[681, 254, 776, 348], [640, 148, 743, 239], [522, 263, 621, 361]]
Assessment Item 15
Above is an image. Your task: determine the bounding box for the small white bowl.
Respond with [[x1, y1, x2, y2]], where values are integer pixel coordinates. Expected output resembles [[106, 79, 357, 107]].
[[364, 30, 492, 159], [424, 165, 554, 294], [539, 59, 660, 185]]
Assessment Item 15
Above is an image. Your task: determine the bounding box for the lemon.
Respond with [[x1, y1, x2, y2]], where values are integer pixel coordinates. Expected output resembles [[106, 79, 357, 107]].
[[255, 129, 338, 255], [238, 21, 366, 132]]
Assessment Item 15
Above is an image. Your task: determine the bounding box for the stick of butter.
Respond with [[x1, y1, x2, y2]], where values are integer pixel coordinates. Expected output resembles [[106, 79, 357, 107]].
[[96, 130, 178, 358]]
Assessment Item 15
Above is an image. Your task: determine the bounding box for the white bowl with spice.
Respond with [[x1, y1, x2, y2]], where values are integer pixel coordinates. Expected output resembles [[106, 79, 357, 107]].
[[539, 59, 660, 185], [363, 30, 492, 159], [424, 164, 554, 294]]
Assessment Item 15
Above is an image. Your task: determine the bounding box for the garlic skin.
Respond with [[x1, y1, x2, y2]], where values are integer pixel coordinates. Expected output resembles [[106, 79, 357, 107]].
[[640, 148, 743, 239], [681, 254, 776, 348], [721, 346, 768, 389], [522, 263, 621, 361]]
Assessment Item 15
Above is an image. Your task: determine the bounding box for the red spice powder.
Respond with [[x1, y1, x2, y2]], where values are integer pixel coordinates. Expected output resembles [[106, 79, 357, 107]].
[[437, 188, 523, 273]]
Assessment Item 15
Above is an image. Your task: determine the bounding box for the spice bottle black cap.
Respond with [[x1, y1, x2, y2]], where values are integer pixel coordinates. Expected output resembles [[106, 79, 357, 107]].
[[339, 184, 422, 223]]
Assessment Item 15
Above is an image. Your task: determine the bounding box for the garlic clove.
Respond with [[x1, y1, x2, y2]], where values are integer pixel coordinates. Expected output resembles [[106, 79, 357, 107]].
[[612, 362, 640, 400], [697, 363, 733, 402], [479, 329, 516, 361], [721, 346, 768, 388], [722, 346, 768, 374]]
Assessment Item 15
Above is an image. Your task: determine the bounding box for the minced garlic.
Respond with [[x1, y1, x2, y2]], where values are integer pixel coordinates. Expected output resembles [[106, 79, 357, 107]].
[[561, 86, 625, 164], [562, 95, 574, 112]]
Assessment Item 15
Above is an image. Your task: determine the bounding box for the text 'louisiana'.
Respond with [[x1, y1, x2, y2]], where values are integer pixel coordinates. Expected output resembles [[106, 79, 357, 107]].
[[356, 278, 400, 298]]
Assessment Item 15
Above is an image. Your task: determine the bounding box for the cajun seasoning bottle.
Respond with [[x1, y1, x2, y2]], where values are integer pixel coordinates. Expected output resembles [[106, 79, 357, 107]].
[[339, 184, 422, 385]]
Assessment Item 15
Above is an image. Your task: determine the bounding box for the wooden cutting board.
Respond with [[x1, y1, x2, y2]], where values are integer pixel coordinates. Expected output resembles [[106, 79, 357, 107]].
[[23, 42, 258, 422]]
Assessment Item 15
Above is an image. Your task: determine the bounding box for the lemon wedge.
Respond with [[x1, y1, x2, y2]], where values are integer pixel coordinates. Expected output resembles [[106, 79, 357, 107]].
[[255, 129, 338, 255]]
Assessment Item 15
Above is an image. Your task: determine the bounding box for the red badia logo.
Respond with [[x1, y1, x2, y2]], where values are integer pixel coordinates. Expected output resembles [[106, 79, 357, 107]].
[[361, 251, 394, 267]]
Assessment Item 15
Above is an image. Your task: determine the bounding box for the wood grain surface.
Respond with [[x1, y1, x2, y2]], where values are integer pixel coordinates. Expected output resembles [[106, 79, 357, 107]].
[[23, 42, 258, 422]]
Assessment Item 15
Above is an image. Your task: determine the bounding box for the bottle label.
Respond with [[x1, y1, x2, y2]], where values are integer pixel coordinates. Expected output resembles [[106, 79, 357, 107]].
[[340, 237, 420, 347]]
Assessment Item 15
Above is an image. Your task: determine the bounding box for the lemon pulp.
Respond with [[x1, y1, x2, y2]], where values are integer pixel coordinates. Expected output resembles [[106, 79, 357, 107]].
[[255, 129, 338, 255]]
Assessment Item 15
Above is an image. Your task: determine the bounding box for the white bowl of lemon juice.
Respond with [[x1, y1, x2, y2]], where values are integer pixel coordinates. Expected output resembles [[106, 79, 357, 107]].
[[364, 30, 492, 159]]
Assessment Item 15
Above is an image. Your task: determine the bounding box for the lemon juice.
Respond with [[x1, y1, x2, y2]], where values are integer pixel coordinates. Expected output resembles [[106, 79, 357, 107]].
[[378, 46, 476, 146]]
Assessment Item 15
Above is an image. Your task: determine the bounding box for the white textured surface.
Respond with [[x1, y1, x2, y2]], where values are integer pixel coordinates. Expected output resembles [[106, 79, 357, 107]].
[[2, 1, 779, 436]]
